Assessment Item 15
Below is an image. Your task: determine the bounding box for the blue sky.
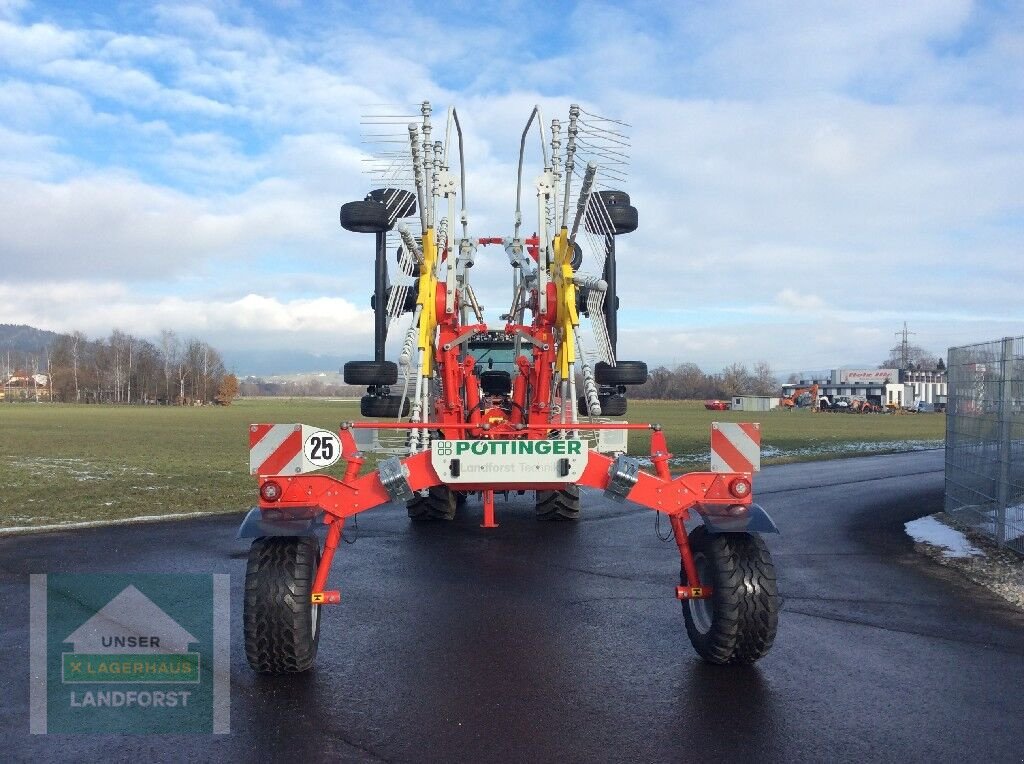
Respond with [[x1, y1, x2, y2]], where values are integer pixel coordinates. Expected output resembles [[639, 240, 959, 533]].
[[1, 0, 1022, 375]]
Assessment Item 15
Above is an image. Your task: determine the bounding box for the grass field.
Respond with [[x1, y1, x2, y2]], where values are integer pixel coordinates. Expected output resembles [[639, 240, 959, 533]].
[[0, 399, 946, 530]]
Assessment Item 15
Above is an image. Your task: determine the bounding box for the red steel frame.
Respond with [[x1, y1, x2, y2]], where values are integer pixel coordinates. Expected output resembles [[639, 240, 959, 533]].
[[259, 421, 755, 606], [255, 236, 757, 607]]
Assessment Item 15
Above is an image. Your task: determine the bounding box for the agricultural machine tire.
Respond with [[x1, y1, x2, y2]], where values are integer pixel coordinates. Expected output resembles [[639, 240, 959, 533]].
[[407, 485, 457, 520], [344, 360, 398, 385], [368, 187, 417, 219], [396, 245, 421, 277], [595, 189, 630, 207], [340, 199, 391, 233], [600, 393, 627, 416], [243, 536, 321, 674], [594, 360, 648, 386], [370, 282, 418, 314], [360, 394, 409, 418], [585, 197, 638, 235], [535, 484, 581, 521], [608, 204, 639, 235], [569, 240, 583, 270], [681, 526, 779, 665]]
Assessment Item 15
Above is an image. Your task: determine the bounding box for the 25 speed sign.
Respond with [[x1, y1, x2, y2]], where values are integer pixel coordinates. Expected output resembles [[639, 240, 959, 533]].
[[302, 430, 342, 469]]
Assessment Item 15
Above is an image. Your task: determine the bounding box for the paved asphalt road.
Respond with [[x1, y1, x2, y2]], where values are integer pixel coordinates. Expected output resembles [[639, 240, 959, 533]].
[[3, 450, 1024, 762]]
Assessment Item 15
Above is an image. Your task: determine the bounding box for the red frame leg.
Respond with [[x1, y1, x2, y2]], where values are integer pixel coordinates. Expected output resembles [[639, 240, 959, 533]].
[[670, 514, 710, 600], [311, 518, 343, 604], [481, 490, 498, 528]]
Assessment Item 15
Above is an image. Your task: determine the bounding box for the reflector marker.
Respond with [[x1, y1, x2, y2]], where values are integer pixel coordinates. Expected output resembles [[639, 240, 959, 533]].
[[710, 422, 761, 473], [250, 424, 304, 476]]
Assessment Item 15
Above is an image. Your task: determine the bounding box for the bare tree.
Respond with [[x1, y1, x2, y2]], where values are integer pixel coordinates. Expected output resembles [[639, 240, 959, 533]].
[[70, 331, 85, 402], [159, 329, 178, 403], [719, 363, 754, 397], [751, 361, 777, 395]]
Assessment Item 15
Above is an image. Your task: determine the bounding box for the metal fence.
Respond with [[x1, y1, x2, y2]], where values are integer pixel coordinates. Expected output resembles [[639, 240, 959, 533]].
[[945, 336, 1024, 555]]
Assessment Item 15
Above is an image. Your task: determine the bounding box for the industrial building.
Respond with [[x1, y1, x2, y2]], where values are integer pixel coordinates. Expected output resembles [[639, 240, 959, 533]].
[[781, 368, 947, 410]]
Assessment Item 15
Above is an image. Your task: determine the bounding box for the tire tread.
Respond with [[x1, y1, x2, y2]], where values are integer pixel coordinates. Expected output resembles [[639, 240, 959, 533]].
[[407, 486, 457, 520], [681, 527, 778, 665], [243, 536, 321, 674], [535, 484, 581, 520]]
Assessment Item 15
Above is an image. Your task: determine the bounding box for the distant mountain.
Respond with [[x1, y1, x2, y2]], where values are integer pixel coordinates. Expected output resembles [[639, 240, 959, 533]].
[[0, 324, 60, 353]]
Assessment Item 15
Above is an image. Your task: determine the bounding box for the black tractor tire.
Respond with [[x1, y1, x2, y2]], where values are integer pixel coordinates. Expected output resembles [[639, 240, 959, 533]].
[[594, 360, 648, 386], [577, 393, 627, 416], [608, 204, 638, 234], [407, 485, 457, 520], [595, 189, 630, 207], [535, 484, 581, 520], [370, 282, 418, 314], [368, 188, 416, 219], [396, 245, 421, 277], [681, 526, 779, 665], [340, 200, 391, 233], [600, 393, 627, 416], [569, 241, 583, 270], [343, 360, 398, 386], [244, 536, 322, 674], [360, 394, 409, 418], [585, 201, 638, 236]]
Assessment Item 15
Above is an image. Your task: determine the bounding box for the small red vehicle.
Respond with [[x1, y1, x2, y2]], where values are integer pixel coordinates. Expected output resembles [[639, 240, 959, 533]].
[[239, 103, 779, 673], [704, 399, 730, 411]]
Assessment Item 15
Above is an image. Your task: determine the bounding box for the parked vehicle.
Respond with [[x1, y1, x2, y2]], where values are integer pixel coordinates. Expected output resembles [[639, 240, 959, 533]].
[[780, 384, 819, 410], [704, 399, 730, 411]]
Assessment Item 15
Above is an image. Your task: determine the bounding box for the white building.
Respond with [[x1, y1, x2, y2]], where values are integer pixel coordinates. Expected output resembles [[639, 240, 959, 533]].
[[781, 368, 947, 410]]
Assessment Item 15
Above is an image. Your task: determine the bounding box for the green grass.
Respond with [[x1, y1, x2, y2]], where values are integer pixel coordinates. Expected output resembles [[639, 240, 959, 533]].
[[0, 399, 945, 529], [625, 400, 946, 466]]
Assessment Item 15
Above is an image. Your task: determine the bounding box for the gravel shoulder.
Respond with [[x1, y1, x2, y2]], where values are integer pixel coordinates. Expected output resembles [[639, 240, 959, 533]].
[[910, 511, 1024, 611]]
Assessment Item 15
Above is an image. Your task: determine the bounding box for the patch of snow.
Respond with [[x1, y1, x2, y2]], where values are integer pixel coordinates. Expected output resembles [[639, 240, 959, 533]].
[[637, 439, 944, 468], [0, 510, 227, 536], [905, 516, 984, 558]]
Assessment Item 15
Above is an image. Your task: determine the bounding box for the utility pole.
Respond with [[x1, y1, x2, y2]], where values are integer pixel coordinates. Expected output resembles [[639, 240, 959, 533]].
[[894, 321, 916, 369]]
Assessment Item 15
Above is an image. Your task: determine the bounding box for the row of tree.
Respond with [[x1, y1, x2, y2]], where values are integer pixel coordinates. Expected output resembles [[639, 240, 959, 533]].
[[3, 329, 237, 405], [238, 377, 364, 398], [630, 361, 778, 400]]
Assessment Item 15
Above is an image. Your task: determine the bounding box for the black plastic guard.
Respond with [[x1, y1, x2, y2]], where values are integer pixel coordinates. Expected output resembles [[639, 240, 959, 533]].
[[235, 506, 325, 539], [697, 502, 780, 534]]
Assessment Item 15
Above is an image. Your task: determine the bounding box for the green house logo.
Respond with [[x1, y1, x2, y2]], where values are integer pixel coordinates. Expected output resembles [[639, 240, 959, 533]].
[[30, 574, 229, 734], [61, 585, 201, 685]]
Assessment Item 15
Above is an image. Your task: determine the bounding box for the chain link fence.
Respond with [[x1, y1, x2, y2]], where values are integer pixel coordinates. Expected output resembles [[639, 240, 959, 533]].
[[945, 336, 1024, 555]]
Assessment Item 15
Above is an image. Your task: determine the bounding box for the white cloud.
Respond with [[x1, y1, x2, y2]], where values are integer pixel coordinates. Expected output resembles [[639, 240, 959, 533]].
[[0, 174, 346, 280], [775, 289, 826, 312], [0, 18, 83, 65], [0, 1, 1021, 372], [0, 281, 375, 355]]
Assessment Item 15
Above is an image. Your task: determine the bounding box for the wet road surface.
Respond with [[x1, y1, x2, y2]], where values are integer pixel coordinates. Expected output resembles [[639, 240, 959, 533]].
[[3, 450, 1023, 762]]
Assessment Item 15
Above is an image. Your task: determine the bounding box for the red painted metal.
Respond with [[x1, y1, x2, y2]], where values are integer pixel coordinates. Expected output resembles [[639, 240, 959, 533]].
[[258, 442, 751, 518], [670, 515, 701, 594], [250, 237, 767, 606], [480, 490, 498, 528], [312, 519, 343, 599]]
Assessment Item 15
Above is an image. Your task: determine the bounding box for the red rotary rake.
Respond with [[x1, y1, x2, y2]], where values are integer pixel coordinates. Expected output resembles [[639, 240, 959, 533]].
[[239, 102, 779, 673]]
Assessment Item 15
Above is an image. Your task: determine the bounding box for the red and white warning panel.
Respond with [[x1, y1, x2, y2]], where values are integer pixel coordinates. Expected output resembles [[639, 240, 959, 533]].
[[249, 423, 342, 476], [710, 422, 761, 474]]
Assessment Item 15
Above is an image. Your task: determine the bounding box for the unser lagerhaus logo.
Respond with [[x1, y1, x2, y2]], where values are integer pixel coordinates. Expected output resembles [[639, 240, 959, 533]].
[[30, 573, 229, 734]]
